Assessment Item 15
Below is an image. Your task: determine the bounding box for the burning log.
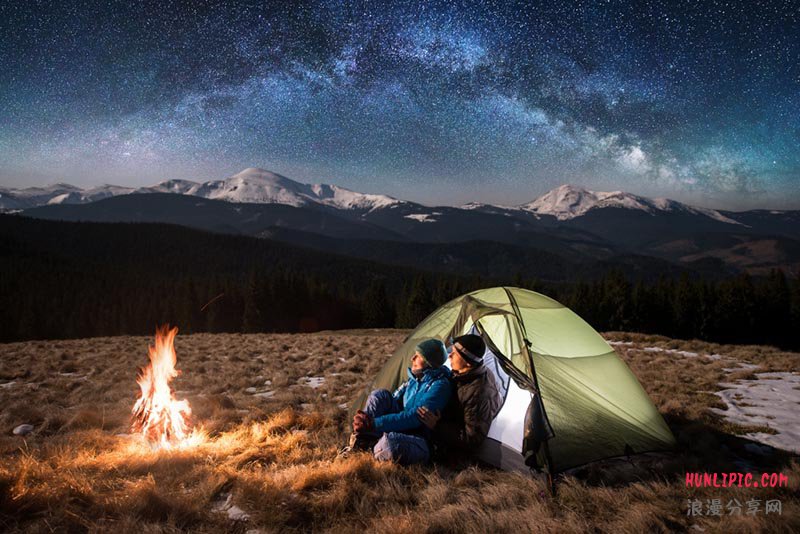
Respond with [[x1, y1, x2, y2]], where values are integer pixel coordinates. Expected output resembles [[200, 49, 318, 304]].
[[132, 325, 193, 449]]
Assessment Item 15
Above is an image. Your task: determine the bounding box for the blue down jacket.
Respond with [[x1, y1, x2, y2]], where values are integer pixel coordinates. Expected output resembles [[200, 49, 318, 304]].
[[373, 366, 452, 433]]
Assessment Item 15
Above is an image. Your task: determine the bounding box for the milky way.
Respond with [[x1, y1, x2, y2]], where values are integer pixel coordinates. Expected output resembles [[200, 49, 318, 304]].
[[1, 0, 798, 208]]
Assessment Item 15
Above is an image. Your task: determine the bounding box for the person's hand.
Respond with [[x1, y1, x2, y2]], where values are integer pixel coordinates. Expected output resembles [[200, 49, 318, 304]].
[[353, 410, 373, 432], [417, 406, 441, 429]]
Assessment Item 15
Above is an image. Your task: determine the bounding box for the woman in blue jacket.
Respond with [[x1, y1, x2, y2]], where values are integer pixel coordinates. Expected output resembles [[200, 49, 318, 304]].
[[348, 339, 452, 465]]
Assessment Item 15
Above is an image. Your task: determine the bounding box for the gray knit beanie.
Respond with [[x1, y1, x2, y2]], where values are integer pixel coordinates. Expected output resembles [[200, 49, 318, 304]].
[[415, 338, 447, 368]]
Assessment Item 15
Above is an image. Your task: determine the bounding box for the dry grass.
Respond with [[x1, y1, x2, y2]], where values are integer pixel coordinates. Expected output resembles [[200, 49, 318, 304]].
[[0, 330, 797, 533]]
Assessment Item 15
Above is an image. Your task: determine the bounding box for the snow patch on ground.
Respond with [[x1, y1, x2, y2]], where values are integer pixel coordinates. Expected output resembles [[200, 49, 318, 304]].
[[247, 378, 275, 397], [640, 346, 699, 358], [58, 372, 88, 380], [0, 381, 17, 389], [212, 492, 250, 522], [404, 213, 437, 223], [633, 346, 759, 368], [722, 362, 760, 373], [300, 376, 325, 388], [616, 344, 768, 379], [13, 424, 34, 436], [711, 372, 800, 454]]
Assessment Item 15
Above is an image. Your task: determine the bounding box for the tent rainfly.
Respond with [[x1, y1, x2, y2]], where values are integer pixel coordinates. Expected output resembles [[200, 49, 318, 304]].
[[351, 287, 676, 476]]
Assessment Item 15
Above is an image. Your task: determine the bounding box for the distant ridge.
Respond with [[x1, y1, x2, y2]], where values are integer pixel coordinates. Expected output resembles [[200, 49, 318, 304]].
[[15, 172, 800, 275], [518, 184, 741, 225], [0, 168, 768, 228], [1, 167, 403, 214]]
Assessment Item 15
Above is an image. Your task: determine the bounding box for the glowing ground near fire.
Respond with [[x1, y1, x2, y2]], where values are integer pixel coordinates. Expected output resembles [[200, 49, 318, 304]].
[[0, 331, 798, 531]]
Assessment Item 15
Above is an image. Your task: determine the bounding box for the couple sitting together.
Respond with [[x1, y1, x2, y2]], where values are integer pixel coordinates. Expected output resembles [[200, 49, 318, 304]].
[[345, 334, 502, 466]]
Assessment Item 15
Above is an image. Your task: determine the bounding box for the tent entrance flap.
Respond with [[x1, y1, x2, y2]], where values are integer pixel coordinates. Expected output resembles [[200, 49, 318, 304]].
[[502, 287, 557, 475], [522, 392, 555, 469], [471, 314, 555, 472], [473, 315, 536, 393]]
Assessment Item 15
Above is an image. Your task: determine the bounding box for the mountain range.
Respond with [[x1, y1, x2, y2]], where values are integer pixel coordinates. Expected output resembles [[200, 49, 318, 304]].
[[0, 168, 402, 213], [7, 168, 800, 277]]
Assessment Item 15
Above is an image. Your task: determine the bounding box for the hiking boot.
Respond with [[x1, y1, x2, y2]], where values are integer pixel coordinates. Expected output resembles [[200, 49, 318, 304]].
[[352, 432, 379, 451], [338, 433, 377, 457]]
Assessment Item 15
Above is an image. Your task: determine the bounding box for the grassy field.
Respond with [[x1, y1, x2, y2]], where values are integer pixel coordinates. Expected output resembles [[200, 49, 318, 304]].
[[0, 330, 798, 533]]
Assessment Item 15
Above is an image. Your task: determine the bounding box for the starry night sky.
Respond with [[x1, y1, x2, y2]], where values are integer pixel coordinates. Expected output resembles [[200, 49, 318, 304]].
[[1, 0, 798, 209]]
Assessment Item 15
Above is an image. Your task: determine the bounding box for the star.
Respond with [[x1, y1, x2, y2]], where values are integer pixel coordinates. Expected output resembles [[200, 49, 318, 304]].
[[0, 0, 796, 209]]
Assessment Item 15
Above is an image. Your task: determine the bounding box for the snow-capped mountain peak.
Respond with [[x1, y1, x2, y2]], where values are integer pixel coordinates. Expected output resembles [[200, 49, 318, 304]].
[[0, 182, 133, 210], [46, 184, 135, 205], [11, 182, 81, 198], [3, 173, 748, 228], [199, 168, 311, 206], [315, 183, 400, 211], [142, 179, 202, 195], [191, 167, 402, 212], [460, 202, 489, 210], [521, 184, 652, 219], [521, 184, 742, 225], [0, 167, 405, 213]]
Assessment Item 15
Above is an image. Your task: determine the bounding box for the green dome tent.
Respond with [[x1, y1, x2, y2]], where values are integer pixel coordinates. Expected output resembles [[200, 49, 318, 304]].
[[351, 287, 675, 476]]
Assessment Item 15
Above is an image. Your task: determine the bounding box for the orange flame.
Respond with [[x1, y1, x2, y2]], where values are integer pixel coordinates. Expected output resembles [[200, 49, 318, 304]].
[[132, 325, 193, 449]]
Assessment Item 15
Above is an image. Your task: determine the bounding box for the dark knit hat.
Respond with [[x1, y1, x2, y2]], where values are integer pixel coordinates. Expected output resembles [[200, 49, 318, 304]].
[[450, 334, 486, 366], [415, 338, 447, 368]]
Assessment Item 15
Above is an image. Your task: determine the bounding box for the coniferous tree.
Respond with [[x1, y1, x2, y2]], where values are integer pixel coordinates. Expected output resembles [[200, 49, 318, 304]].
[[790, 275, 800, 347], [397, 275, 434, 328], [629, 279, 650, 333], [204, 286, 224, 333], [4, 214, 800, 349], [696, 280, 718, 340], [715, 274, 756, 343], [16, 299, 36, 341], [432, 276, 452, 308], [756, 269, 790, 346], [512, 272, 524, 288], [361, 280, 393, 327], [599, 270, 631, 331], [650, 276, 675, 337], [242, 271, 262, 333], [673, 273, 700, 339], [566, 280, 592, 322]]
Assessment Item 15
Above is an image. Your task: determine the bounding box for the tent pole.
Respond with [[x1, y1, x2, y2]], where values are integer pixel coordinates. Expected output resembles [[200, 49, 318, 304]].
[[544, 441, 557, 496], [503, 287, 558, 493]]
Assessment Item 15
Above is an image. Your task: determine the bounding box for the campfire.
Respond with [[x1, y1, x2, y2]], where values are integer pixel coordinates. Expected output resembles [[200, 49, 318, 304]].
[[132, 325, 196, 449]]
